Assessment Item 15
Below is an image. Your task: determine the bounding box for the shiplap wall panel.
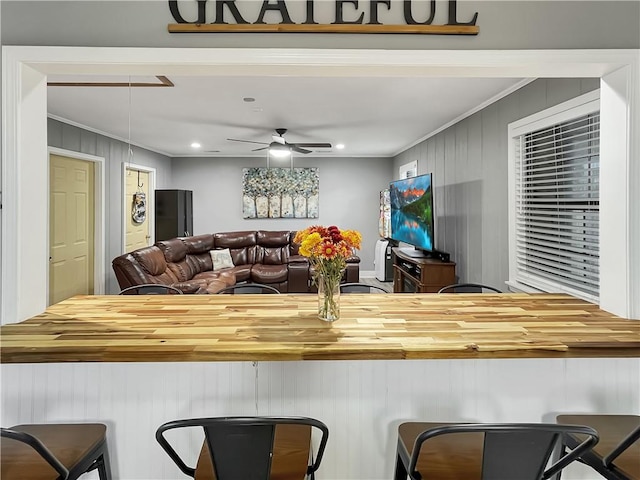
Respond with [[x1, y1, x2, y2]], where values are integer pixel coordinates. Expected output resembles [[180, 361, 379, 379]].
[[394, 78, 600, 290], [434, 135, 447, 250], [444, 129, 458, 265], [47, 119, 172, 294], [547, 78, 582, 109], [480, 102, 502, 287], [2, 359, 638, 480], [467, 113, 484, 283], [519, 79, 546, 114], [454, 121, 468, 280], [61, 122, 82, 152], [80, 127, 97, 154]]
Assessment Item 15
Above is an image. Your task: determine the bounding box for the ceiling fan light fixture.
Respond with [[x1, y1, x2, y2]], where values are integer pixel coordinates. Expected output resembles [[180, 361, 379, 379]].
[[269, 141, 291, 157]]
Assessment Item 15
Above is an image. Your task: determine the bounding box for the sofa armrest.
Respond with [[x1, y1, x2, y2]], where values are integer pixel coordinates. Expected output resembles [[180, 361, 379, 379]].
[[345, 255, 360, 283], [288, 254, 309, 265], [171, 282, 201, 294], [287, 260, 311, 293]]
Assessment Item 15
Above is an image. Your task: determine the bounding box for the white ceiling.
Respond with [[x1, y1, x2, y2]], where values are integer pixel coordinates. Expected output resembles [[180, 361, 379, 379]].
[[47, 74, 525, 158]]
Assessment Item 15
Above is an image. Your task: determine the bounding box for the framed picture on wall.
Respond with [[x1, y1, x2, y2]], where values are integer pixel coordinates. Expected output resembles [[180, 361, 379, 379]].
[[242, 167, 319, 219]]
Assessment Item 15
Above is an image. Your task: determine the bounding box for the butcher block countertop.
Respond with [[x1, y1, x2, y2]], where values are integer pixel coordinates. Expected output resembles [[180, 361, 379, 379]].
[[1, 293, 639, 363]]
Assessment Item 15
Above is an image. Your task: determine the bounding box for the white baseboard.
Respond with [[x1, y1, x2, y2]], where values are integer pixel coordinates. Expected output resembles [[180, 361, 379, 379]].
[[359, 270, 376, 278]]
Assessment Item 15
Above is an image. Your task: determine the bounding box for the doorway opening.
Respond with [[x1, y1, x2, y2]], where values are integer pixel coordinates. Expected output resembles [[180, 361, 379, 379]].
[[122, 163, 156, 254]]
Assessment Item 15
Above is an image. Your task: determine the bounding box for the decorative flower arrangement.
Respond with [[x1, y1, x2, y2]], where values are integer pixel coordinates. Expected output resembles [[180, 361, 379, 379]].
[[294, 225, 362, 321]]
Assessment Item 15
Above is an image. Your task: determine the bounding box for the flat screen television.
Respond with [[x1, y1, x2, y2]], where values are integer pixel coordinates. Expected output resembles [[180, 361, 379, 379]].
[[389, 173, 435, 256]]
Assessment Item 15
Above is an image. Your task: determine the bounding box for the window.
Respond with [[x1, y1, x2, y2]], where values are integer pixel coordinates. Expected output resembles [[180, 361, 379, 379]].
[[508, 91, 600, 302]]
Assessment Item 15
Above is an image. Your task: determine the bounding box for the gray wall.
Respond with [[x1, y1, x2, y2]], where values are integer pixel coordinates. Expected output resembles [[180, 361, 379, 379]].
[[170, 156, 394, 270], [47, 119, 391, 286], [6, 0, 636, 289], [2, 1, 639, 49], [43, 79, 606, 288], [48, 119, 172, 293], [394, 78, 600, 290]]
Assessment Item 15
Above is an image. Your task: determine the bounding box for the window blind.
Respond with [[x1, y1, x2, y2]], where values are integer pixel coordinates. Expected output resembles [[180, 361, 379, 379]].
[[514, 112, 600, 300]]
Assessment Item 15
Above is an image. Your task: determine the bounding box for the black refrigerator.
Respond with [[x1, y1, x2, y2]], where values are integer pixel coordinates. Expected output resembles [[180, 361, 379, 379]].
[[155, 189, 193, 241]]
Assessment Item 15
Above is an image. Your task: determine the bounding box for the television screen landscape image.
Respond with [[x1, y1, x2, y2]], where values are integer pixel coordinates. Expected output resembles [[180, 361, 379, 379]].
[[389, 173, 434, 253]]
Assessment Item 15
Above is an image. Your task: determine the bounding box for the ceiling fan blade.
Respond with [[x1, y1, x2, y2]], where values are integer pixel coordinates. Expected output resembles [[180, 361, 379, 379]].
[[292, 145, 312, 154], [272, 135, 286, 145], [252, 146, 269, 152], [292, 143, 332, 148], [227, 138, 269, 145]]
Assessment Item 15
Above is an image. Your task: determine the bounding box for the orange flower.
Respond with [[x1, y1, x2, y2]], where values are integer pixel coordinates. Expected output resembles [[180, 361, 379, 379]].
[[295, 225, 361, 261], [320, 241, 338, 259], [341, 230, 362, 250], [336, 243, 350, 258]]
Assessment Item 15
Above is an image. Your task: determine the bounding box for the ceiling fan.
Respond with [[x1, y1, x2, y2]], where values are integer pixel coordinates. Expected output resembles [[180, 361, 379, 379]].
[[227, 128, 332, 155]]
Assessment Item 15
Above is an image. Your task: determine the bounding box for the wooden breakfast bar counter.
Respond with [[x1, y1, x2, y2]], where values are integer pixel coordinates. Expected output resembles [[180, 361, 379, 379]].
[[1, 293, 638, 479], [1, 293, 639, 363]]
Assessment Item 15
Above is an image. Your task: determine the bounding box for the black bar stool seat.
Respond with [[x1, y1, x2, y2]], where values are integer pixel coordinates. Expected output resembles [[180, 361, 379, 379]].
[[1, 423, 112, 480]]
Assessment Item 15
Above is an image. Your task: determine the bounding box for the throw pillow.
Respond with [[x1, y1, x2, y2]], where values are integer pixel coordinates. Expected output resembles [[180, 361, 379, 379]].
[[210, 248, 235, 270]]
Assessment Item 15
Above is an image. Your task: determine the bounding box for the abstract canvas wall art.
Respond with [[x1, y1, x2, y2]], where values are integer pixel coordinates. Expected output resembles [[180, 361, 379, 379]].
[[242, 167, 319, 219]]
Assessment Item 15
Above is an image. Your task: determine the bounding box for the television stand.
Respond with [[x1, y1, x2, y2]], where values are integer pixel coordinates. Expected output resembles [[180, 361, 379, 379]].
[[398, 246, 451, 262], [392, 247, 456, 293], [397, 247, 427, 258]]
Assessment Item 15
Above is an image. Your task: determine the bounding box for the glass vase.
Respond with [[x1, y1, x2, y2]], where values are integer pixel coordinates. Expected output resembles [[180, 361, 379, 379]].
[[317, 273, 341, 322]]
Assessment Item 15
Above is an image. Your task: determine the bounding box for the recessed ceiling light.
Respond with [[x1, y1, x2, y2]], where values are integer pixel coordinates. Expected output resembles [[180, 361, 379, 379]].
[[243, 97, 256, 102], [336, 143, 345, 150], [191, 142, 201, 149]]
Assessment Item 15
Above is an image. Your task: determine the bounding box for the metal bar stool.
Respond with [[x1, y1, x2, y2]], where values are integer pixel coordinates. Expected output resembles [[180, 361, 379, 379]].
[[340, 282, 390, 293], [437, 283, 502, 293], [119, 283, 183, 294], [156, 416, 328, 479], [215, 283, 280, 294], [557, 414, 640, 480], [1, 423, 112, 480], [394, 421, 598, 480]]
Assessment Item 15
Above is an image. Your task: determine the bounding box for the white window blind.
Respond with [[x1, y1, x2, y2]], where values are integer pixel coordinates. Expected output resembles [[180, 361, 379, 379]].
[[512, 101, 600, 301]]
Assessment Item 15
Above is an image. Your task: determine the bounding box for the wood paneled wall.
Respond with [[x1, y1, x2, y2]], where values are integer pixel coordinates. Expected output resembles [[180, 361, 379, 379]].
[[2, 358, 638, 479], [393, 78, 600, 291], [47, 119, 173, 294]]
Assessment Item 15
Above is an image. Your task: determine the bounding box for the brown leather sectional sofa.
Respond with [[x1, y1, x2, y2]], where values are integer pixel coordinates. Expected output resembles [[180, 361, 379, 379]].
[[112, 230, 360, 294]]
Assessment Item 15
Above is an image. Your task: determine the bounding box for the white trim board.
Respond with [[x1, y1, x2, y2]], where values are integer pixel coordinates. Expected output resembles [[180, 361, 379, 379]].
[[2, 47, 639, 323]]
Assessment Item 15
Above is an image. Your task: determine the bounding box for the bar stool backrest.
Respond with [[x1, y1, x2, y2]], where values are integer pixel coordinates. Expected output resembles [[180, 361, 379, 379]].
[[119, 284, 183, 294], [437, 283, 502, 293], [215, 283, 280, 294], [156, 416, 328, 479], [340, 283, 389, 294], [409, 423, 598, 480]]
